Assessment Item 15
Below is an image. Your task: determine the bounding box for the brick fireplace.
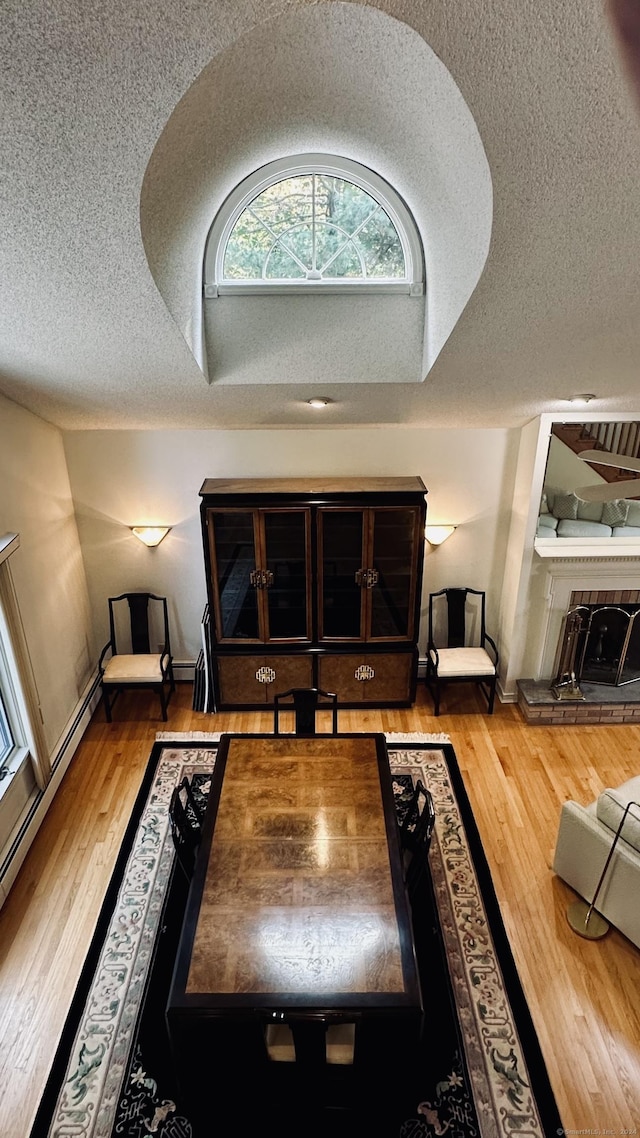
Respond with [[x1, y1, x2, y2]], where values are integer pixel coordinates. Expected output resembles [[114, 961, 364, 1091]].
[[517, 565, 640, 725]]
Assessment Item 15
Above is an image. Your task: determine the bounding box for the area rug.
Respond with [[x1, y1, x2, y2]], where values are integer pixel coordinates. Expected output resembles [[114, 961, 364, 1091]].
[[30, 733, 562, 1138]]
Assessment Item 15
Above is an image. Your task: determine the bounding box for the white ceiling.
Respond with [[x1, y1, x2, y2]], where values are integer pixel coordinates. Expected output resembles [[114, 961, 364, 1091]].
[[2, 0, 640, 431]]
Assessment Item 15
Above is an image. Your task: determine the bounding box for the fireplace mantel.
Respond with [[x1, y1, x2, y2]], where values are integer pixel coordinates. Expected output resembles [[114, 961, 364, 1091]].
[[534, 537, 640, 560]]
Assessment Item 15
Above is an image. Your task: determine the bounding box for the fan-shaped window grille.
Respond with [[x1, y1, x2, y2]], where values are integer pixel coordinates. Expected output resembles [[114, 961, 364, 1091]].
[[204, 155, 423, 296]]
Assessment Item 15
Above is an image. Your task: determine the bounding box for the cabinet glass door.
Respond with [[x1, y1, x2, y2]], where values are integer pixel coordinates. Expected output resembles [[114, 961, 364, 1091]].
[[262, 510, 311, 641], [208, 510, 259, 641], [319, 510, 365, 639], [369, 508, 420, 640]]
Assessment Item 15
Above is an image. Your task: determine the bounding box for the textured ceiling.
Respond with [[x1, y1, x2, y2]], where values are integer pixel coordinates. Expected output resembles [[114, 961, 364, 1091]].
[[1, 0, 640, 430]]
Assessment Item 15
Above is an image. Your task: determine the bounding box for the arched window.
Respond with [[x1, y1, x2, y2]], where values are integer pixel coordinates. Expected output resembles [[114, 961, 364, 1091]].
[[204, 155, 424, 296]]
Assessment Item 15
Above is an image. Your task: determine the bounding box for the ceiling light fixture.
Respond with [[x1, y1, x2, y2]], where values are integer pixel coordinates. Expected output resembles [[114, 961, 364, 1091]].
[[568, 394, 596, 405], [307, 397, 332, 408], [130, 526, 171, 547], [425, 524, 457, 547]]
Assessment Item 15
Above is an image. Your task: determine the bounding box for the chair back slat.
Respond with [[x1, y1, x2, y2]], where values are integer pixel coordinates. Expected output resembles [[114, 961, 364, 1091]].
[[169, 776, 204, 878], [399, 779, 436, 894], [128, 593, 151, 653], [273, 688, 338, 735], [446, 588, 468, 647]]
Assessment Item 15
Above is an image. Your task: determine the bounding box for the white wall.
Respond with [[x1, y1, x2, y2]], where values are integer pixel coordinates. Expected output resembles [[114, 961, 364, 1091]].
[[0, 394, 94, 894], [62, 426, 518, 664], [0, 394, 93, 749]]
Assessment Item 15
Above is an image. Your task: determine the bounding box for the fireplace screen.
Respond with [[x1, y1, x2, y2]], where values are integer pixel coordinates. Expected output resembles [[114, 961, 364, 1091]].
[[566, 604, 640, 687]]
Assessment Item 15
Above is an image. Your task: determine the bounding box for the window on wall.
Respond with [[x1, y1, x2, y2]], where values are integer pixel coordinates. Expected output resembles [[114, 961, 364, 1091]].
[[0, 685, 15, 775], [204, 154, 424, 296]]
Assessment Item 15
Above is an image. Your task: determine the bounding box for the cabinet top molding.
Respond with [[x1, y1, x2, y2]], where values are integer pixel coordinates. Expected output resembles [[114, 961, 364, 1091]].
[[199, 476, 427, 496]]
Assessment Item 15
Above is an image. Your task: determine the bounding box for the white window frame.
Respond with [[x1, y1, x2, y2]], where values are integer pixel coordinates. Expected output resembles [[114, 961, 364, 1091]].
[[0, 634, 27, 787], [204, 154, 424, 297], [0, 534, 47, 798]]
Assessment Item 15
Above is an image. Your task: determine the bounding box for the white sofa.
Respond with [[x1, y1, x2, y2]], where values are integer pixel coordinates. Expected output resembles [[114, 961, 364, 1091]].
[[553, 775, 640, 948], [537, 487, 640, 539]]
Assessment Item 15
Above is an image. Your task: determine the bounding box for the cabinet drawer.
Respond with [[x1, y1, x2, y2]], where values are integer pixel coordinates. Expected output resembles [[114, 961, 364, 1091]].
[[216, 654, 313, 706], [318, 652, 414, 704]]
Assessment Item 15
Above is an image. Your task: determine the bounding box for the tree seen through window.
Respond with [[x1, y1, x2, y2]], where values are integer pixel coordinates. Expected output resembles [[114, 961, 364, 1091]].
[[223, 174, 406, 281]]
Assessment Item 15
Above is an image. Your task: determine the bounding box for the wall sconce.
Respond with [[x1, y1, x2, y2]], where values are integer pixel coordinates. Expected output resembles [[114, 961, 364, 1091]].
[[425, 524, 457, 547], [130, 526, 171, 547]]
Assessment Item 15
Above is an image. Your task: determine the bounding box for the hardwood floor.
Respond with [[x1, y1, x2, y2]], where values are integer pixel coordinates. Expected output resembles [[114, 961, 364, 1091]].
[[1, 682, 639, 1136]]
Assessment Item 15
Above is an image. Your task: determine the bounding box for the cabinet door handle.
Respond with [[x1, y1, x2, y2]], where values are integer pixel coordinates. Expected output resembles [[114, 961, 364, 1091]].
[[250, 569, 274, 589], [355, 568, 379, 588]]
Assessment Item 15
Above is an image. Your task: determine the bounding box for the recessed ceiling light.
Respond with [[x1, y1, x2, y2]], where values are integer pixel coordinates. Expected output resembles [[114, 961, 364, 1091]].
[[568, 394, 596, 405], [307, 397, 332, 408]]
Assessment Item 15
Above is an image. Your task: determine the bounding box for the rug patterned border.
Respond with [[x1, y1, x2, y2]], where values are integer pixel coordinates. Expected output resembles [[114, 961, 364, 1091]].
[[44, 734, 545, 1138]]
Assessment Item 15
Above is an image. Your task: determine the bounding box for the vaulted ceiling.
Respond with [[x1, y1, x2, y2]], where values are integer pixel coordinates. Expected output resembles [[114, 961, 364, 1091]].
[[2, 0, 640, 430]]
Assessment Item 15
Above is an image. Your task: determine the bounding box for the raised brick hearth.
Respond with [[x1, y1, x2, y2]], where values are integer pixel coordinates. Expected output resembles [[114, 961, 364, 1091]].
[[517, 584, 640, 724], [517, 679, 640, 725]]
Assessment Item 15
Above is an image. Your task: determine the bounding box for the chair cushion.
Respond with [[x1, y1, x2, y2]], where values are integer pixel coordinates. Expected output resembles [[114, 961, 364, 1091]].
[[596, 778, 640, 854], [430, 647, 496, 677], [103, 654, 163, 682]]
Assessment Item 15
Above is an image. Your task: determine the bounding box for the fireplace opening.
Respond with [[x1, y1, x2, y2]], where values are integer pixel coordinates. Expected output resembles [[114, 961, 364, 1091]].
[[564, 604, 640, 687]]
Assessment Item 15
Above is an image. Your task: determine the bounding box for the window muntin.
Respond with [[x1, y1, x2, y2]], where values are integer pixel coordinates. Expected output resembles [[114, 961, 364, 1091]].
[[223, 174, 406, 282]]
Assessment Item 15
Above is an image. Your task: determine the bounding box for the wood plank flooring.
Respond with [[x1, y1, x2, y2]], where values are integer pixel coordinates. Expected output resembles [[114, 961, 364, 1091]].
[[0, 682, 639, 1136]]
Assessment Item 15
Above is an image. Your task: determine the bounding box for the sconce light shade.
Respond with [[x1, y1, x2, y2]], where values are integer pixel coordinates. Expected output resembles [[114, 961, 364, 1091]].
[[425, 524, 456, 547], [130, 526, 171, 547]]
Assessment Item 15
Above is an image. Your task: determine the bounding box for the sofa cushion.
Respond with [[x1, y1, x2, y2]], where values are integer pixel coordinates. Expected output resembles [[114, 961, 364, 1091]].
[[626, 501, 640, 526], [576, 498, 605, 522], [556, 519, 613, 537], [601, 499, 630, 527], [612, 526, 640, 538], [553, 492, 579, 520], [596, 780, 640, 854], [537, 514, 558, 530]]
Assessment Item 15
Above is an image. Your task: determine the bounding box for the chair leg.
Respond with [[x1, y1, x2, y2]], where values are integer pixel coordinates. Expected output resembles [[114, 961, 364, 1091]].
[[433, 680, 441, 716], [102, 684, 113, 723], [487, 677, 496, 714], [158, 685, 168, 721]]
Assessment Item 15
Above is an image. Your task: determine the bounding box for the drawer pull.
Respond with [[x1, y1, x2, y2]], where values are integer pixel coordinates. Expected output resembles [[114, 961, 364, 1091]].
[[355, 664, 375, 681], [256, 666, 276, 684]]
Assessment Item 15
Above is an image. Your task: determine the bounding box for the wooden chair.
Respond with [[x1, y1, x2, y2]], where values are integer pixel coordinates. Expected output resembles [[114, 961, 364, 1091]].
[[98, 592, 175, 721], [426, 587, 498, 716], [399, 779, 436, 894], [169, 777, 204, 879], [273, 688, 339, 736]]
